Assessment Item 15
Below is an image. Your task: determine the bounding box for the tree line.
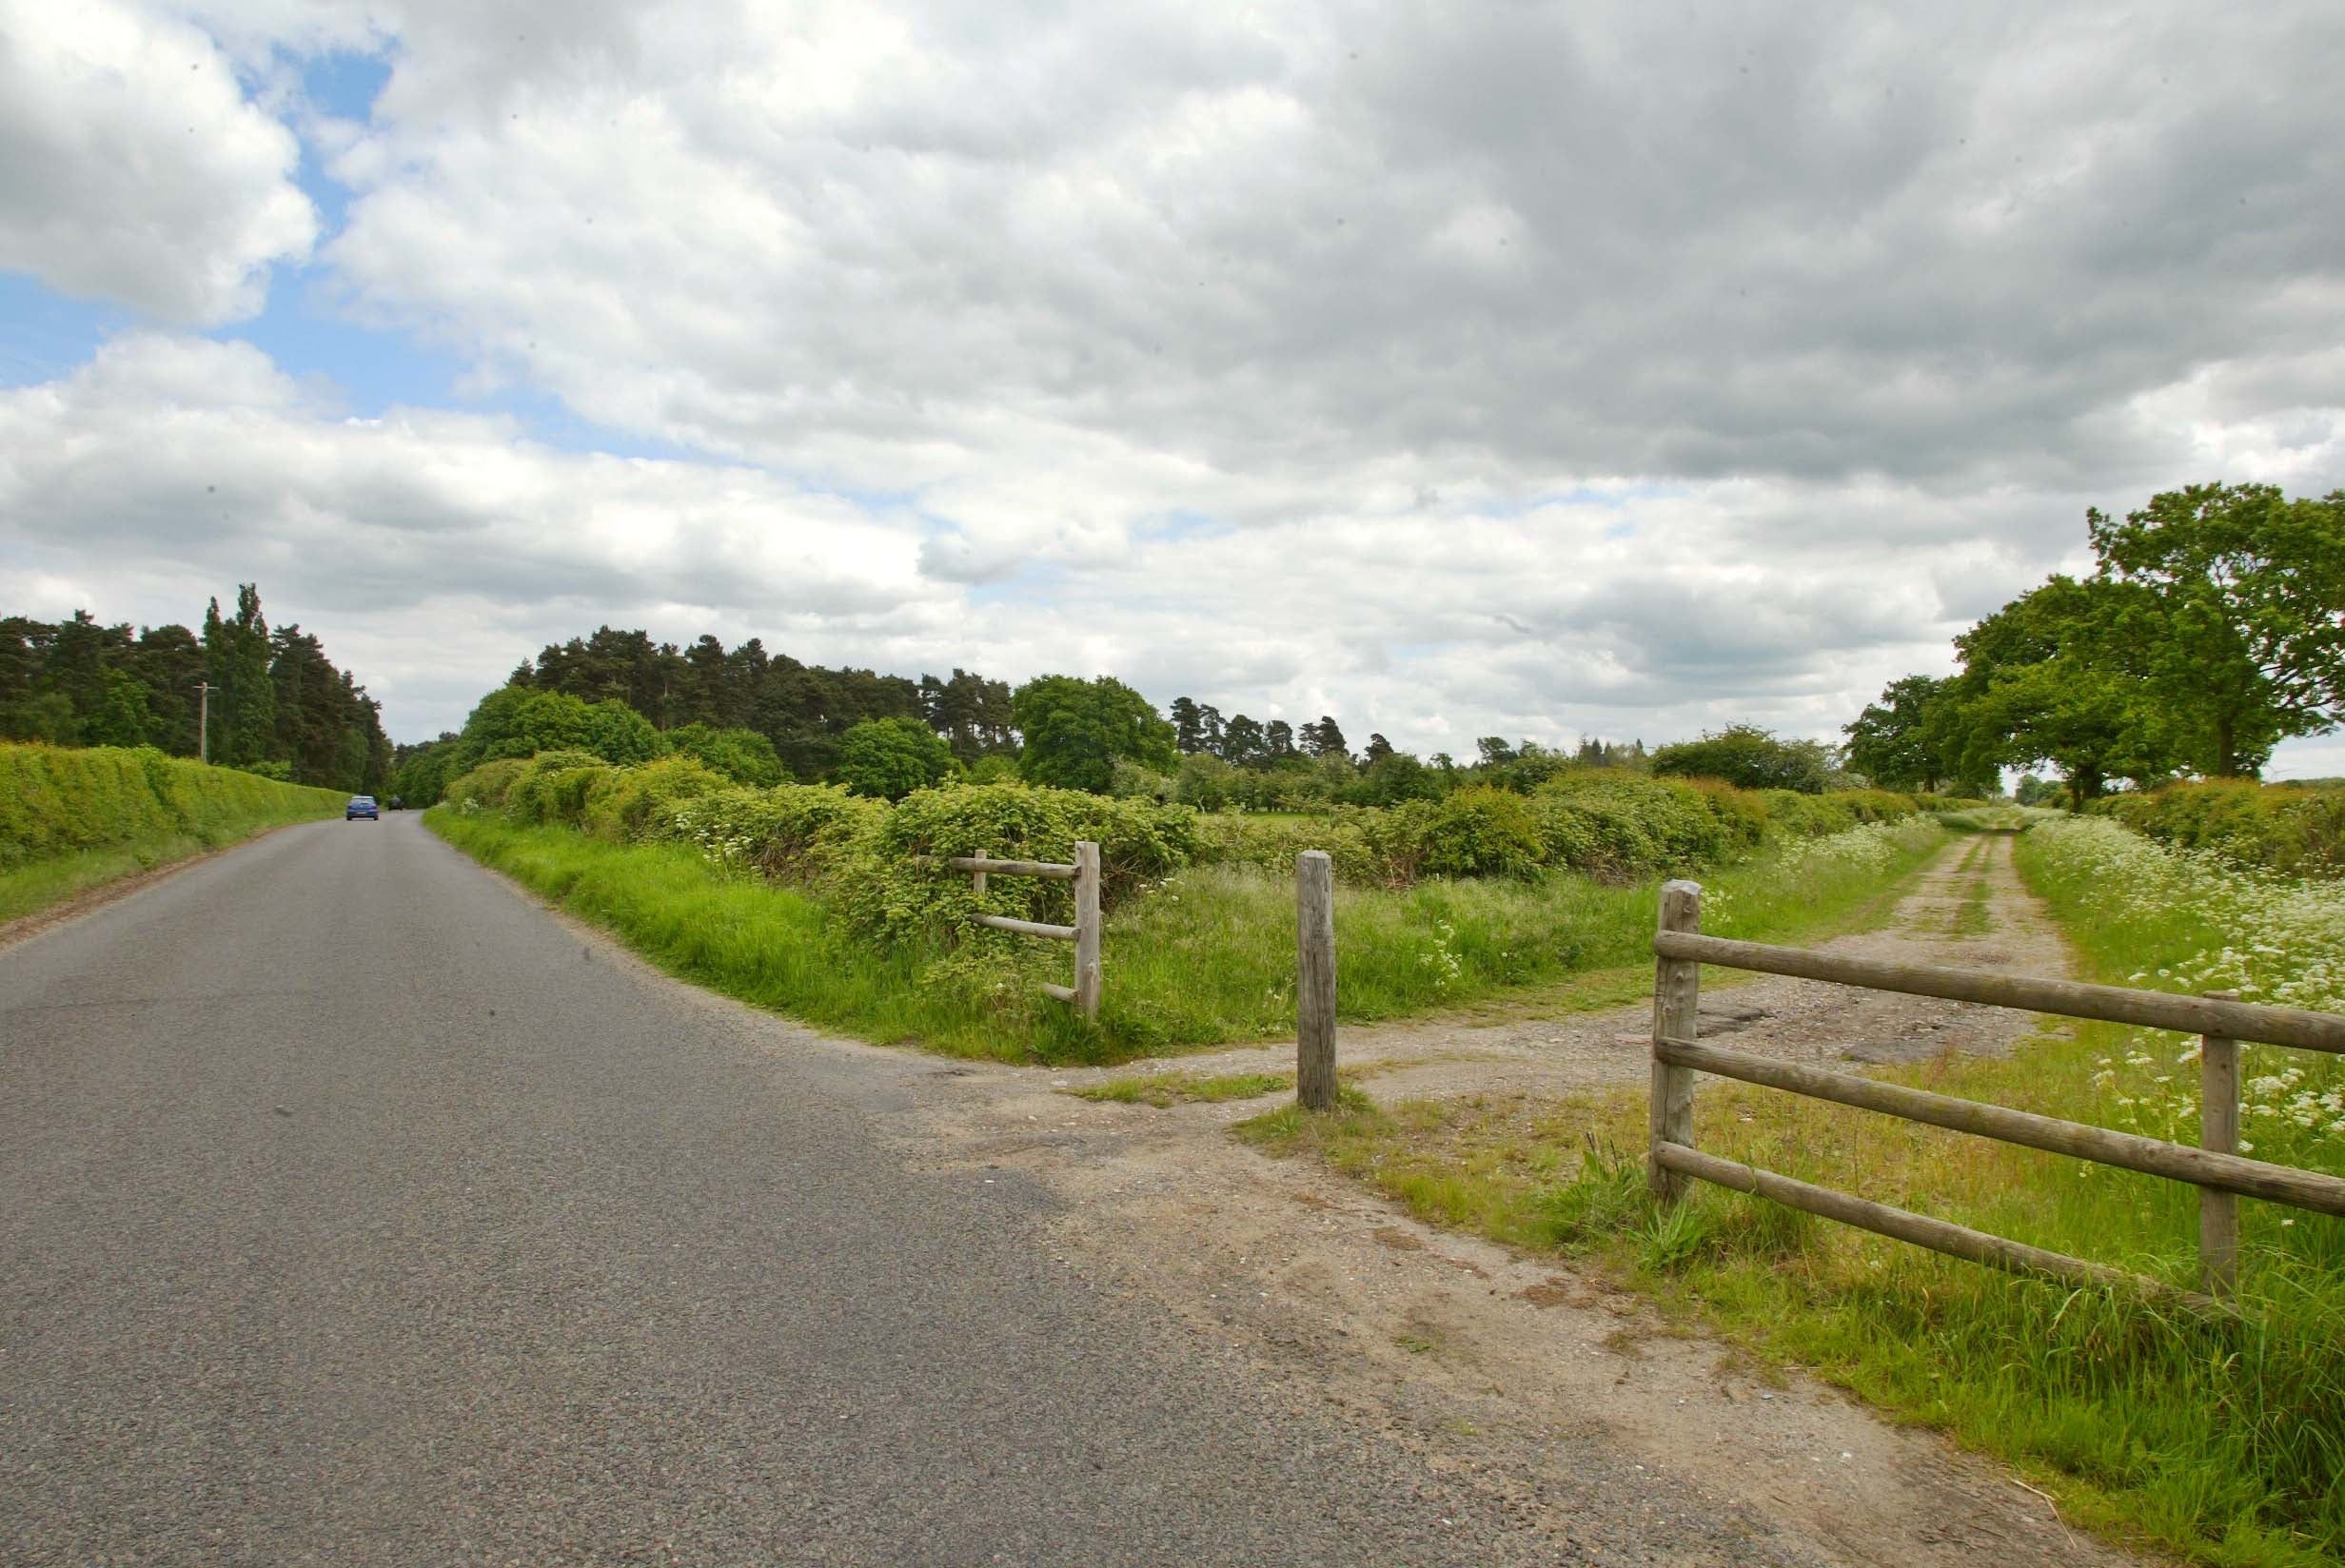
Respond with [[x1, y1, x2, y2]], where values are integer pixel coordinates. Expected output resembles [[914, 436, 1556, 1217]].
[[1843, 484, 2345, 806], [402, 622, 1859, 813], [0, 585, 391, 792]]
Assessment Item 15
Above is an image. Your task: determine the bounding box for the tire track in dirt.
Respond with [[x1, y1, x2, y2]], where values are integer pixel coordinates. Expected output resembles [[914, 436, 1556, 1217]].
[[860, 832, 2155, 1567]]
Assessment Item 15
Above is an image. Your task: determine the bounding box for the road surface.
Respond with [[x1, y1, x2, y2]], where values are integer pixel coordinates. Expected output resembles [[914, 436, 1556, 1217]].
[[2, 814, 1773, 1565]]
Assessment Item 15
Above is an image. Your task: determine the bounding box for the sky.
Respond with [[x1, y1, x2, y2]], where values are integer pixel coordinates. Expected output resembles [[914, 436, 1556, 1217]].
[[2, 1, 2341, 775]]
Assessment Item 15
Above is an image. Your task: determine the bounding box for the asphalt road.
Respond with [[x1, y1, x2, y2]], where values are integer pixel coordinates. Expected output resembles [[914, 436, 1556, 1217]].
[[0, 813, 1716, 1566]]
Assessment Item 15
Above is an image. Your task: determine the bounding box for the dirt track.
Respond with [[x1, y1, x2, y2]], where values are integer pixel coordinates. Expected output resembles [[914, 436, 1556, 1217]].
[[874, 831, 2154, 1567]]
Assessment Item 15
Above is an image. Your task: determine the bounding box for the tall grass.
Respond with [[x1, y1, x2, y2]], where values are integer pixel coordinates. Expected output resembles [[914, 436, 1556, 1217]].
[[429, 809, 1945, 1066], [1242, 816, 2345, 1565]]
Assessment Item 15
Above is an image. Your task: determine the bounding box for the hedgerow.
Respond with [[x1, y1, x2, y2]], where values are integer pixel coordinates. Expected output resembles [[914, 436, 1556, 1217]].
[[2091, 780, 2345, 880], [0, 742, 346, 868]]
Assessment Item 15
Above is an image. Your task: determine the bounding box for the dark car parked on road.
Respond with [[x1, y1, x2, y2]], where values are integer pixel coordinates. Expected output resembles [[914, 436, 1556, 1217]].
[[346, 795, 379, 820]]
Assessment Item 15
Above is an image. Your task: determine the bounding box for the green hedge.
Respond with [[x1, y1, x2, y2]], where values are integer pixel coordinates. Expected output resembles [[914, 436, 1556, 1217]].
[[0, 742, 348, 868], [442, 753, 1928, 901], [2091, 780, 2345, 879]]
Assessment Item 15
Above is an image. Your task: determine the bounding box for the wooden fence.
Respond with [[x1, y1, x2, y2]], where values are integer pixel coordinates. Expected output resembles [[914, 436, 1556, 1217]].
[[1646, 878, 2345, 1305], [921, 843, 1102, 1018]]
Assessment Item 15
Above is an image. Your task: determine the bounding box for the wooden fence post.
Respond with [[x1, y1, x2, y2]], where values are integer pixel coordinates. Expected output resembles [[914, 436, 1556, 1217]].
[[1296, 850, 1337, 1111], [971, 843, 987, 898], [1072, 841, 1101, 1021], [2200, 989, 2241, 1298], [1649, 880, 1703, 1202]]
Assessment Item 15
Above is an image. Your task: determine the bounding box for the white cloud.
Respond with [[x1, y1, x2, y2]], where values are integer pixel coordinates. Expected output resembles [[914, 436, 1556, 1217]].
[[0, 0, 316, 323], [4, 2, 2343, 776]]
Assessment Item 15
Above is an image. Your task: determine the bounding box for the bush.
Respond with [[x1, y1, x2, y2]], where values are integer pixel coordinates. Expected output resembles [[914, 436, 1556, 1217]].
[[656, 783, 886, 883], [503, 751, 617, 827], [1534, 771, 1739, 873], [837, 717, 957, 800], [1651, 724, 1833, 794], [664, 723, 787, 787], [0, 742, 345, 868], [836, 782, 1195, 943], [1409, 787, 1545, 878], [442, 756, 532, 811], [2093, 780, 2345, 878], [579, 755, 732, 841]]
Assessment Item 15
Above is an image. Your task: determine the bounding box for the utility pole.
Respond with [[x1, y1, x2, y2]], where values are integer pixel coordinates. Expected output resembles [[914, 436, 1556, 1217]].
[[194, 680, 213, 765]]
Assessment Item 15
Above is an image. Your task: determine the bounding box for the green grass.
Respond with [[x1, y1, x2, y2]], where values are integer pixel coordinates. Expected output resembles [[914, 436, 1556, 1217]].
[[1239, 822, 2345, 1566], [0, 810, 336, 926], [1065, 1070, 1291, 1107], [430, 809, 1945, 1067]]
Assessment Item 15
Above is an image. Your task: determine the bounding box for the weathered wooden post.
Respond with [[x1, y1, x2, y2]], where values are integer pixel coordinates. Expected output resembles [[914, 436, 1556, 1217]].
[[2199, 989, 2241, 1298], [1649, 880, 1702, 1201], [971, 843, 987, 898], [1072, 841, 1102, 1021], [1296, 850, 1337, 1111]]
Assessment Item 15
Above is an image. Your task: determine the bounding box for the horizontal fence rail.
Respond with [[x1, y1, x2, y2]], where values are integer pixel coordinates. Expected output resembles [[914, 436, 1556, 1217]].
[[1645, 878, 2345, 1305], [1655, 1035, 2345, 1217], [916, 843, 1101, 1018], [1652, 930, 2345, 1055]]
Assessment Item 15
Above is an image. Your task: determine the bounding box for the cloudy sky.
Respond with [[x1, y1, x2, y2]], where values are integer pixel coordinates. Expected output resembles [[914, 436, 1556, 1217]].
[[3, 0, 2342, 774]]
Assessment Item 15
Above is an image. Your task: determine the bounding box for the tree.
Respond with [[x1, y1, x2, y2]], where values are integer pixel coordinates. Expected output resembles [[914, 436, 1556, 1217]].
[[1299, 715, 1348, 759], [1352, 750, 1444, 805], [1475, 736, 1517, 767], [1010, 675, 1175, 794], [837, 716, 956, 799], [203, 586, 275, 769], [1169, 696, 1206, 754], [1193, 703, 1225, 755], [1651, 724, 1834, 793], [1264, 719, 1296, 759], [1946, 576, 2175, 807], [1842, 675, 1984, 794], [1363, 733, 1394, 763], [666, 722, 786, 786], [1218, 714, 1266, 767], [2086, 483, 2345, 776]]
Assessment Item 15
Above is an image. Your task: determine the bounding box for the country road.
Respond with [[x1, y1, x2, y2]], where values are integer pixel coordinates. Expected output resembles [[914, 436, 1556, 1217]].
[[0, 813, 1791, 1566]]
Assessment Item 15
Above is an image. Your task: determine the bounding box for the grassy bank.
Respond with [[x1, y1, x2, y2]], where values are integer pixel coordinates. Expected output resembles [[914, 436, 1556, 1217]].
[[1239, 818, 2345, 1566], [0, 743, 348, 925], [428, 808, 1945, 1066]]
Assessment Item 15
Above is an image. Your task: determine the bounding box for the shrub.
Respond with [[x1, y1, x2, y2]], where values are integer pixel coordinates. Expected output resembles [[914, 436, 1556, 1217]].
[[657, 783, 885, 883], [1409, 787, 1545, 878], [835, 781, 1195, 943], [1193, 810, 1387, 882], [503, 751, 616, 827], [579, 755, 731, 841], [442, 756, 532, 811], [2094, 779, 2345, 879], [664, 723, 787, 787], [1651, 724, 1833, 794], [837, 716, 957, 800], [1535, 771, 1738, 873]]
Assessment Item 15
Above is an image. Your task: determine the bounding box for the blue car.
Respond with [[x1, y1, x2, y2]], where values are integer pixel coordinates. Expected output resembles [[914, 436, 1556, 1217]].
[[345, 794, 379, 820]]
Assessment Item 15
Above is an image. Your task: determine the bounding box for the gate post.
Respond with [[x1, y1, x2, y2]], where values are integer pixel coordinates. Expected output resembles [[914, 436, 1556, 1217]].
[[1072, 841, 1102, 1020], [2199, 989, 2241, 1298], [1649, 880, 1703, 1201], [1296, 850, 1337, 1110]]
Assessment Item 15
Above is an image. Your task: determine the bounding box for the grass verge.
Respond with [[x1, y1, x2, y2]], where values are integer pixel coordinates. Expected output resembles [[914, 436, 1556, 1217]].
[[1238, 819, 2345, 1567], [428, 809, 1945, 1067], [0, 811, 330, 928]]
